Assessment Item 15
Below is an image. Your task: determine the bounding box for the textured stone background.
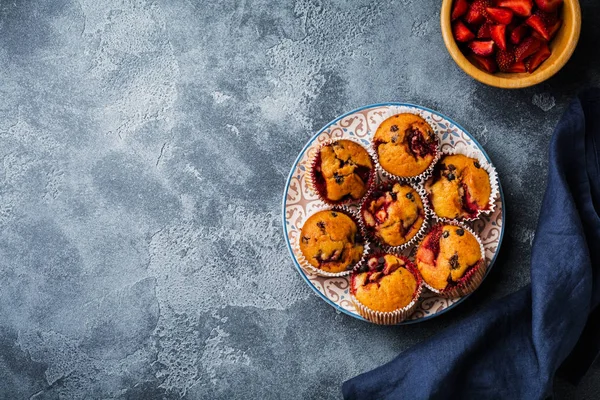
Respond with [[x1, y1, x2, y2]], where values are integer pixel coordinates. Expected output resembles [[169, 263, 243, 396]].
[[0, 0, 599, 399]]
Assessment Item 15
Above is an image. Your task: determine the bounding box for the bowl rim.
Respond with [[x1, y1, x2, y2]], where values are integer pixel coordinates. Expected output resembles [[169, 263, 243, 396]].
[[440, 0, 582, 89]]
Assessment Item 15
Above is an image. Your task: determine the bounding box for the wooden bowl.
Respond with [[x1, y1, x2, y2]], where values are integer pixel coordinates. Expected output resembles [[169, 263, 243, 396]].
[[440, 0, 581, 88]]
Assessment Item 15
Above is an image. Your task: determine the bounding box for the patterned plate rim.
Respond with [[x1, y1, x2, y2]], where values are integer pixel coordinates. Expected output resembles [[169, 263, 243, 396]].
[[281, 102, 506, 325]]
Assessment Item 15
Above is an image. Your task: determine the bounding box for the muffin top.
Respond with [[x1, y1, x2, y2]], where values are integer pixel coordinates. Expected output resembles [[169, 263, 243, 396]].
[[361, 182, 425, 247], [425, 154, 492, 219], [416, 224, 482, 291], [351, 254, 419, 312], [373, 113, 437, 177], [313, 140, 373, 203], [299, 210, 364, 273]]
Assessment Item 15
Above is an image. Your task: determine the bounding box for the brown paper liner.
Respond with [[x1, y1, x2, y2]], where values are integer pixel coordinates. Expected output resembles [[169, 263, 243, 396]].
[[358, 181, 431, 252], [307, 137, 376, 206], [417, 221, 487, 299], [423, 148, 499, 222], [295, 205, 369, 278], [350, 252, 423, 325]]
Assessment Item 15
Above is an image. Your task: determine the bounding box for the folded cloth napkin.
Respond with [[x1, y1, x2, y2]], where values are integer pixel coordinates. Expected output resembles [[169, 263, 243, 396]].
[[342, 88, 600, 400]]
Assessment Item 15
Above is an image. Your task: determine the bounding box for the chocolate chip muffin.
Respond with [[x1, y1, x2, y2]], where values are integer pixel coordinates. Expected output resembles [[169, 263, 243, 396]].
[[351, 253, 422, 324], [415, 224, 485, 298], [373, 113, 438, 178], [425, 154, 492, 220], [311, 140, 374, 204], [299, 210, 365, 274], [361, 181, 426, 248]]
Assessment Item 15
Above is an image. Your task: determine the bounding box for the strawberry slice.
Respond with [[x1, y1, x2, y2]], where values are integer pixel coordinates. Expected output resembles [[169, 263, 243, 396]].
[[526, 43, 552, 72], [496, 48, 515, 72], [477, 22, 493, 39], [507, 61, 527, 72], [534, 0, 563, 13], [510, 23, 530, 44], [515, 36, 542, 62], [496, 0, 534, 17], [486, 7, 514, 25], [490, 24, 507, 51], [526, 14, 550, 40], [472, 55, 498, 73], [453, 20, 475, 42], [469, 40, 495, 56], [547, 19, 562, 39], [452, 0, 469, 21], [465, 0, 492, 26]]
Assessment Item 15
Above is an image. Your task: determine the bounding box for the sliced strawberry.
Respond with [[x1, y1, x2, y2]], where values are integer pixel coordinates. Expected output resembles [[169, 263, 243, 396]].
[[469, 40, 495, 56], [453, 20, 475, 42], [547, 19, 562, 39], [465, 0, 492, 26], [486, 7, 514, 25], [477, 22, 493, 39], [472, 54, 498, 73], [452, 0, 469, 21], [510, 23, 530, 44], [534, 0, 563, 13], [507, 61, 527, 72], [490, 24, 507, 51], [526, 43, 551, 72], [515, 36, 542, 62], [496, 0, 534, 17], [526, 14, 550, 40], [496, 48, 515, 71]]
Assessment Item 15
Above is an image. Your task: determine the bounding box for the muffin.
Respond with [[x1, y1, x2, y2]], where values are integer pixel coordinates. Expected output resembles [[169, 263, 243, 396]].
[[311, 139, 374, 205], [373, 113, 438, 179], [415, 224, 486, 298], [351, 253, 422, 324], [361, 181, 427, 249], [299, 209, 366, 276], [425, 154, 492, 220]]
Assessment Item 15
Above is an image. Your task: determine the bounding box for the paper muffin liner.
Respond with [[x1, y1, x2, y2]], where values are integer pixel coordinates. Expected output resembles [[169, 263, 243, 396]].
[[418, 221, 487, 299], [423, 148, 499, 223], [371, 107, 441, 183], [350, 252, 423, 325], [295, 205, 370, 278], [306, 137, 377, 207], [358, 180, 432, 253]]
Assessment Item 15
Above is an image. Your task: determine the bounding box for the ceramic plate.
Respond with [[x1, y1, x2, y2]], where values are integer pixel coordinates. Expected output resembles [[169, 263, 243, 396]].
[[282, 103, 505, 324]]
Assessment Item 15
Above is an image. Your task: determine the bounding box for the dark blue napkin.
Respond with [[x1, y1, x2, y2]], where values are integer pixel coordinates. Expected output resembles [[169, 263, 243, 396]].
[[342, 88, 600, 400]]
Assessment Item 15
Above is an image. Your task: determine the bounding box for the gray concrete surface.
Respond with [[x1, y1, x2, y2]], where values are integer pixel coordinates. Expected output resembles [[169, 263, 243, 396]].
[[0, 0, 598, 399]]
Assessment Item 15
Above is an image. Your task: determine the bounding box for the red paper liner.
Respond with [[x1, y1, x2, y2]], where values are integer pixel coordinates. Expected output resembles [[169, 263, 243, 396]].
[[350, 252, 423, 325], [295, 205, 370, 278], [423, 149, 499, 222], [358, 180, 431, 252], [307, 138, 376, 207], [416, 221, 487, 299]]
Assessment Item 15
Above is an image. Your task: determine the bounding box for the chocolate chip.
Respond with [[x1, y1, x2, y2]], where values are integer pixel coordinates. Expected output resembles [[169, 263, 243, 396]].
[[456, 228, 464, 236], [302, 236, 310, 244], [449, 254, 460, 270], [442, 230, 449, 238], [447, 173, 455, 181], [447, 164, 456, 171], [391, 134, 398, 143], [378, 257, 386, 265], [406, 192, 414, 201], [474, 161, 481, 169], [390, 125, 398, 132], [317, 221, 326, 230], [331, 212, 338, 217], [359, 264, 369, 273], [390, 191, 397, 201], [334, 173, 344, 184]]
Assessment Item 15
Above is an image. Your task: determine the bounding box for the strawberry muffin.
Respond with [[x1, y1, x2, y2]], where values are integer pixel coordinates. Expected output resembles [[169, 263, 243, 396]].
[[299, 209, 365, 275], [351, 253, 422, 324], [425, 154, 492, 220], [415, 224, 486, 298], [361, 181, 426, 249], [311, 139, 374, 205], [373, 113, 438, 179]]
